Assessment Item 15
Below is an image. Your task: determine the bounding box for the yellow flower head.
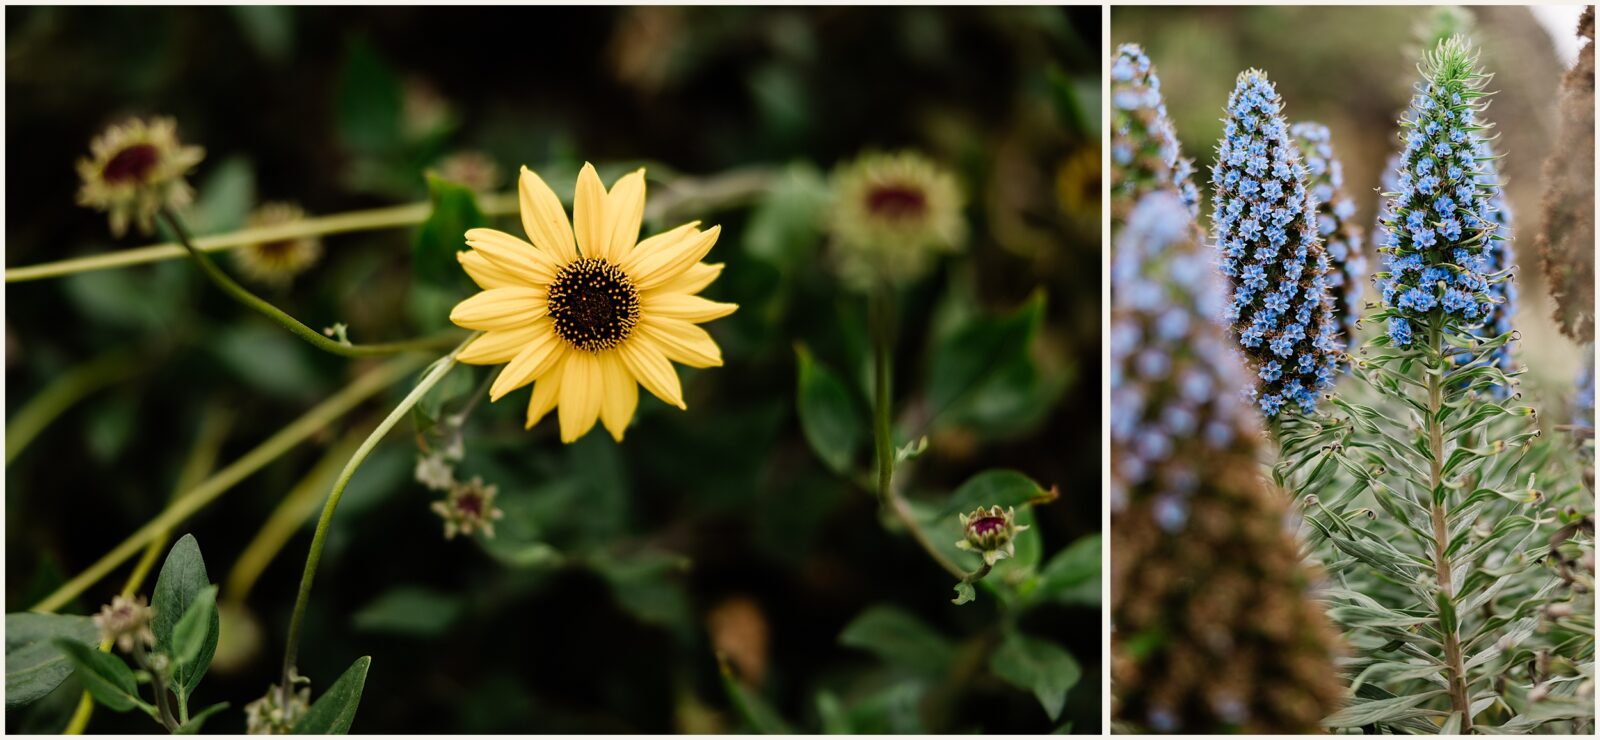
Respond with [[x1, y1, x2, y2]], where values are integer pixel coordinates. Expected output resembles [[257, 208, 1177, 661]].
[[450, 163, 737, 443], [233, 202, 323, 287], [828, 150, 966, 289], [75, 117, 205, 238]]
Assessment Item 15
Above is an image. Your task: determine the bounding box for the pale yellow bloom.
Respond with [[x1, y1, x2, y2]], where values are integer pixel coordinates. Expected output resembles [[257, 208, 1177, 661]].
[[828, 151, 966, 288], [75, 117, 205, 237], [233, 202, 323, 287], [450, 163, 737, 443]]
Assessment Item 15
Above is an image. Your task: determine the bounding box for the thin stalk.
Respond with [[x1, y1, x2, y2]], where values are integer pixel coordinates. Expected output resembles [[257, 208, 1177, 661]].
[[280, 336, 474, 692], [158, 208, 460, 358], [31, 355, 425, 614], [1426, 319, 1473, 730], [5, 349, 140, 465]]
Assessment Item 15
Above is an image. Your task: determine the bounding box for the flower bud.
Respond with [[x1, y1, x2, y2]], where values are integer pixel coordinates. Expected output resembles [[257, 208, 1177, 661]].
[[431, 476, 505, 540], [75, 117, 205, 237], [244, 672, 311, 735], [93, 594, 156, 653], [955, 505, 1029, 566]]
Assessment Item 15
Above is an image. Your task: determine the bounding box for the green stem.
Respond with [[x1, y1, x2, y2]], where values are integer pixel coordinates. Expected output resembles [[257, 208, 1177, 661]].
[[1426, 318, 1473, 731], [158, 208, 460, 358], [279, 336, 474, 692], [5, 349, 141, 465], [30, 355, 425, 614]]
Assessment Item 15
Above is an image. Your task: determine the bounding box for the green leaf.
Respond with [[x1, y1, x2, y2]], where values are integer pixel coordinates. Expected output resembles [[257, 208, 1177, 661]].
[[1321, 692, 1445, 728], [352, 586, 463, 638], [927, 290, 1045, 422], [989, 631, 1080, 721], [171, 585, 218, 668], [49, 639, 141, 713], [151, 534, 218, 699], [795, 345, 864, 476], [838, 606, 954, 678], [1031, 534, 1102, 606], [5, 613, 99, 709], [175, 701, 230, 734], [230, 5, 294, 62], [716, 653, 792, 734], [335, 36, 402, 154], [940, 468, 1047, 518], [951, 581, 976, 605], [293, 656, 371, 734], [591, 549, 694, 636], [185, 156, 256, 234], [413, 174, 486, 291]]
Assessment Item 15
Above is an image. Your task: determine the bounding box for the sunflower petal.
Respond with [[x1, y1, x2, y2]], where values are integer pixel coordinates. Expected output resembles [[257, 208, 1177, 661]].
[[601, 168, 646, 264], [450, 287, 547, 330], [489, 330, 566, 402], [526, 357, 565, 429], [458, 321, 548, 365], [557, 350, 604, 442], [639, 317, 723, 368], [519, 166, 578, 263], [618, 339, 685, 409], [572, 162, 607, 260], [629, 226, 721, 291], [466, 228, 560, 284], [621, 221, 700, 275], [642, 293, 739, 323], [649, 262, 724, 297], [458, 250, 522, 290], [597, 351, 639, 441]]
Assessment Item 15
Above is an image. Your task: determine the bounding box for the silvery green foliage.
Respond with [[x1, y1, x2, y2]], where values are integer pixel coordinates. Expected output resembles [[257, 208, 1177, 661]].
[[1209, 70, 1339, 418], [1291, 121, 1366, 357], [1276, 39, 1595, 734]]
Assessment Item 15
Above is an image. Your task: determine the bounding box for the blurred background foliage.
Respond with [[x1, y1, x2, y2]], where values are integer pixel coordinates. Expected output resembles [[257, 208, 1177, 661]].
[[5, 6, 1101, 733], [1111, 4, 1589, 423]]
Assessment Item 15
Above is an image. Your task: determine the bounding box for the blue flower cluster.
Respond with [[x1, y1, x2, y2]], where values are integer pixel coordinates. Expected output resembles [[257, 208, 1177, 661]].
[[1111, 44, 1201, 221], [1473, 137, 1518, 386], [1209, 70, 1339, 417], [1111, 190, 1258, 526], [1575, 351, 1595, 433], [1374, 42, 1504, 353], [1291, 122, 1366, 359]]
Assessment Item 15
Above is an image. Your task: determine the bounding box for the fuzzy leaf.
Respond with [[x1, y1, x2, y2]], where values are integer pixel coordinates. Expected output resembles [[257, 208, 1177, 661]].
[[151, 534, 218, 699], [5, 613, 100, 709], [1321, 692, 1444, 728], [50, 638, 141, 713]]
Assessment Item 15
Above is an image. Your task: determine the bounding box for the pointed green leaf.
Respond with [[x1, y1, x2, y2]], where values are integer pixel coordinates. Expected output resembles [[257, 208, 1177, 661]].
[[1031, 534, 1102, 606], [940, 468, 1047, 518], [795, 345, 864, 476], [171, 585, 218, 668], [927, 290, 1045, 421], [293, 656, 371, 734], [151, 534, 218, 699], [175, 701, 230, 734], [989, 631, 1080, 721], [49, 639, 141, 713], [413, 174, 485, 291], [838, 606, 954, 678], [5, 613, 99, 709]]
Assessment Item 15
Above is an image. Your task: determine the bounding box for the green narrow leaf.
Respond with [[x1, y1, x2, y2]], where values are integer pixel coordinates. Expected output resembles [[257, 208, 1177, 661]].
[[175, 701, 230, 734], [151, 534, 219, 699], [951, 581, 976, 605], [49, 639, 141, 713], [413, 174, 486, 291], [717, 653, 792, 734], [293, 656, 372, 734], [940, 468, 1047, 518], [988, 631, 1080, 721], [1321, 692, 1445, 728], [351, 586, 464, 638], [794, 345, 865, 476], [927, 290, 1045, 421], [838, 606, 955, 678], [5, 613, 100, 709], [171, 585, 219, 668]]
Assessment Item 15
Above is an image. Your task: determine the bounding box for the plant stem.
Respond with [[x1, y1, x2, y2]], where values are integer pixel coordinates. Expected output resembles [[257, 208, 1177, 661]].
[[31, 355, 425, 614], [280, 337, 474, 693], [1426, 318, 1473, 731], [5, 349, 141, 465], [158, 208, 460, 358]]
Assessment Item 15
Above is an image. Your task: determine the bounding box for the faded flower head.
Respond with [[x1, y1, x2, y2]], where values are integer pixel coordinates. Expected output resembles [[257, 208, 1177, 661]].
[[414, 450, 457, 492], [1537, 6, 1595, 344], [956, 505, 1029, 566], [1290, 122, 1366, 354], [431, 476, 505, 540], [76, 117, 205, 237], [93, 594, 155, 653], [244, 672, 311, 735], [827, 151, 965, 289], [233, 202, 323, 287], [1374, 37, 1503, 352], [449, 163, 736, 443], [1110, 44, 1200, 222], [438, 150, 503, 193], [1210, 70, 1339, 417]]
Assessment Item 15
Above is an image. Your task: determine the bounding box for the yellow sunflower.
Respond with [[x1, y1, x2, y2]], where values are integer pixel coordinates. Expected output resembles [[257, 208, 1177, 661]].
[[449, 163, 737, 443]]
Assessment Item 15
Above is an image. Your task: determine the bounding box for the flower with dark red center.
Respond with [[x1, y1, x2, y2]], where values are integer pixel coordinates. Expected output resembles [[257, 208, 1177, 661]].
[[827, 150, 966, 289], [234, 202, 323, 287], [955, 505, 1030, 565], [76, 117, 205, 237], [431, 476, 505, 540]]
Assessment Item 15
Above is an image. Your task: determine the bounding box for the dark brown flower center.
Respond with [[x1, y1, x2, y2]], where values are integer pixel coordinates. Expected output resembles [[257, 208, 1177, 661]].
[[547, 257, 641, 353], [865, 183, 928, 219], [101, 143, 161, 185], [456, 491, 483, 516], [970, 516, 1007, 537]]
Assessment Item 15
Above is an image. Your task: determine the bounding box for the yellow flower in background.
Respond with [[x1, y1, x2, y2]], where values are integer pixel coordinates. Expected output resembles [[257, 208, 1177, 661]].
[[76, 117, 205, 237], [828, 150, 965, 289], [233, 202, 323, 287], [450, 163, 737, 443]]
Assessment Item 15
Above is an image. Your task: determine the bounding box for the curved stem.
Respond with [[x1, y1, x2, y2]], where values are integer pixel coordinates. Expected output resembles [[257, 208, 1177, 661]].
[[6, 349, 141, 465], [30, 355, 425, 614], [280, 336, 475, 690], [1426, 318, 1473, 731], [158, 208, 460, 358]]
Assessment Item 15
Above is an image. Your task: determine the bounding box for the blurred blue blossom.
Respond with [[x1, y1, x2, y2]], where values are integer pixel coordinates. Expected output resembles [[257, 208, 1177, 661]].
[[1291, 122, 1366, 362], [1111, 44, 1201, 221]]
